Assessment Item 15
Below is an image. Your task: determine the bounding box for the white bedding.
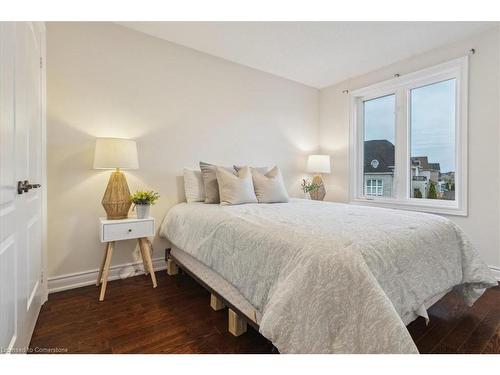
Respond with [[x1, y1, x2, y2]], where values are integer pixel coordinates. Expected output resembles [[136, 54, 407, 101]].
[[160, 199, 497, 353]]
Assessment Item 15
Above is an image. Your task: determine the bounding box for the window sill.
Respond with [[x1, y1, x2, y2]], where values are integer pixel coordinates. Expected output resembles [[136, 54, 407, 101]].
[[350, 197, 467, 217]]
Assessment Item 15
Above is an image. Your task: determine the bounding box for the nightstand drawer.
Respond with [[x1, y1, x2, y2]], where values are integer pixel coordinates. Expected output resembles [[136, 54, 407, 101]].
[[101, 219, 154, 242]]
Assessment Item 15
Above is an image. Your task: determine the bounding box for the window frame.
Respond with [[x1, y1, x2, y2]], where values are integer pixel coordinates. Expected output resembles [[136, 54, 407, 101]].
[[349, 57, 468, 216], [365, 179, 383, 197]]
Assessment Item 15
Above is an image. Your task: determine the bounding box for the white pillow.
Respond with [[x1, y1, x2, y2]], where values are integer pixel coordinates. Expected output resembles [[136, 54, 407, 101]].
[[183, 169, 205, 203], [216, 166, 257, 205], [252, 166, 289, 203]]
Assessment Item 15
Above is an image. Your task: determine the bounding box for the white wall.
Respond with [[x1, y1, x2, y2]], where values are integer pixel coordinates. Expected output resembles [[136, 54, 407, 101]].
[[46, 22, 319, 284], [319, 27, 500, 272]]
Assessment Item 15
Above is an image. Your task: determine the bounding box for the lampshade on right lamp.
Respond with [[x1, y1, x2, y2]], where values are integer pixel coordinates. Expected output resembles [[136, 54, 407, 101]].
[[306, 154, 331, 201]]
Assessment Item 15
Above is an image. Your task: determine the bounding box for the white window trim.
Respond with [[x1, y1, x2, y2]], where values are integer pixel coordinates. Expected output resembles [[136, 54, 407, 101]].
[[365, 179, 383, 196], [349, 57, 468, 216]]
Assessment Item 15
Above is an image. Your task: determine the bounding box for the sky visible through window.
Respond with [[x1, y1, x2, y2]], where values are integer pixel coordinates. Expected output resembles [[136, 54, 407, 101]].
[[410, 79, 455, 173], [364, 80, 456, 173], [364, 94, 395, 144]]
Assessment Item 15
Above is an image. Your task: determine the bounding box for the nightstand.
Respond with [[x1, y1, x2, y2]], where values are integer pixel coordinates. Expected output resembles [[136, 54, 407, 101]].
[[97, 217, 157, 301]]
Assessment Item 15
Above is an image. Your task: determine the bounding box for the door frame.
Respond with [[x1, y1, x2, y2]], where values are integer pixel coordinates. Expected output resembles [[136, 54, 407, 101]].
[[37, 21, 48, 307]]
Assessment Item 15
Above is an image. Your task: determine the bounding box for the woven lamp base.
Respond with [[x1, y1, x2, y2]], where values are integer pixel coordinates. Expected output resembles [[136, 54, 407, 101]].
[[102, 171, 132, 220], [309, 174, 326, 201]]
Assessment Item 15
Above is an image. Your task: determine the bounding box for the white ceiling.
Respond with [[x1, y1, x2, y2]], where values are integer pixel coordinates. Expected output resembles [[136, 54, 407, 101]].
[[117, 22, 496, 88]]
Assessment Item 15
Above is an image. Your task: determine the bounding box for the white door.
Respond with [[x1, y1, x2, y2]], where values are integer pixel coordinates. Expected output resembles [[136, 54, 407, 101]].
[[0, 21, 46, 354]]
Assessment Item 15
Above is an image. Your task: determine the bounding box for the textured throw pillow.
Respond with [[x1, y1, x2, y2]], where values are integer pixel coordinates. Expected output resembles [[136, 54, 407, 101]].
[[183, 169, 205, 203], [216, 166, 258, 205], [233, 165, 269, 174], [199, 162, 234, 203], [252, 166, 289, 203]]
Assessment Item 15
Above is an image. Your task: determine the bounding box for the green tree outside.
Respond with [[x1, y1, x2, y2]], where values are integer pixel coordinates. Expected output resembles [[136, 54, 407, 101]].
[[428, 182, 437, 199]]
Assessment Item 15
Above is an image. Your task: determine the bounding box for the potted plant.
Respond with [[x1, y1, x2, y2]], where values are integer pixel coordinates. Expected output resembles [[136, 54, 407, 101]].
[[130, 190, 160, 219], [301, 179, 321, 200]]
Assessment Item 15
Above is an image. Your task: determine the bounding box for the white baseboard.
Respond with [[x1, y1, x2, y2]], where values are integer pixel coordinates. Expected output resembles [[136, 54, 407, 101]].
[[48, 257, 167, 293], [489, 266, 500, 281]]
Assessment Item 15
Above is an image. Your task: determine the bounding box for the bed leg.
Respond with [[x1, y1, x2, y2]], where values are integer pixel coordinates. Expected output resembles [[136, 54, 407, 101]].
[[167, 258, 179, 276], [228, 309, 247, 336], [210, 293, 226, 311]]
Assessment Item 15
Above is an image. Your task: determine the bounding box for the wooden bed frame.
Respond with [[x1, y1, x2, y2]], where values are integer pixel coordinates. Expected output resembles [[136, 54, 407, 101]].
[[165, 247, 260, 337], [165, 246, 447, 353]]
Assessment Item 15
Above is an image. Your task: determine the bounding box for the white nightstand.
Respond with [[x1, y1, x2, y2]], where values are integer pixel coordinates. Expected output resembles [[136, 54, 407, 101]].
[[97, 217, 157, 301]]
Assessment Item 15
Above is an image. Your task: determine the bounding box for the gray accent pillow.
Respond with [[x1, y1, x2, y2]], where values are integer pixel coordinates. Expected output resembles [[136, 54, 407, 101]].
[[252, 166, 289, 203], [199, 162, 233, 203], [216, 166, 258, 205]]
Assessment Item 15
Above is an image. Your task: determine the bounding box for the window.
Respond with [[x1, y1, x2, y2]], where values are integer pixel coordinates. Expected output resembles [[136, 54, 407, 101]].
[[365, 179, 383, 196], [350, 57, 468, 216], [410, 79, 455, 201], [363, 94, 395, 198]]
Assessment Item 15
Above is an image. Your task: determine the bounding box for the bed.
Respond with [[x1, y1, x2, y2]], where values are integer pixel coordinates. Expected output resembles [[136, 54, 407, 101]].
[[159, 198, 497, 353]]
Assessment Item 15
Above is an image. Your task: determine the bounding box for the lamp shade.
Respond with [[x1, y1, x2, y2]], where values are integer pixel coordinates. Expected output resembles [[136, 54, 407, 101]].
[[93, 138, 139, 170], [307, 154, 331, 174]]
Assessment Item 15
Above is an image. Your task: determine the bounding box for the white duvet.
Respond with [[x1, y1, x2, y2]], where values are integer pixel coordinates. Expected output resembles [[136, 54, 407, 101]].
[[160, 199, 497, 353]]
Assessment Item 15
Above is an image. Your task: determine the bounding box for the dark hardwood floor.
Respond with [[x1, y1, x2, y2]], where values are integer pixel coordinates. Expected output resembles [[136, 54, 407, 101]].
[[29, 271, 500, 354]]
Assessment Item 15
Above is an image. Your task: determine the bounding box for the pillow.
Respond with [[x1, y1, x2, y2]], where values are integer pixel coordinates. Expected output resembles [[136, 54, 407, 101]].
[[183, 169, 205, 203], [216, 166, 257, 205], [234, 165, 269, 174], [251, 166, 289, 203], [199, 162, 234, 203]]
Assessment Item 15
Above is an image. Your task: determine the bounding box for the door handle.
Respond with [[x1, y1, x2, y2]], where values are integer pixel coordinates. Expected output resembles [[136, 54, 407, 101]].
[[17, 180, 42, 194]]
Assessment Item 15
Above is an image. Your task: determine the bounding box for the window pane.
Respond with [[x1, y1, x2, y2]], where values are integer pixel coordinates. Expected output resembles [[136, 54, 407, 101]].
[[363, 94, 395, 198], [410, 79, 456, 201]]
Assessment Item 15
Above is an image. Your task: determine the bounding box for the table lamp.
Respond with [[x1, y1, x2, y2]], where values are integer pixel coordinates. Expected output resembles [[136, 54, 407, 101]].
[[93, 138, 139, 219], [306, 154, 331, 201]]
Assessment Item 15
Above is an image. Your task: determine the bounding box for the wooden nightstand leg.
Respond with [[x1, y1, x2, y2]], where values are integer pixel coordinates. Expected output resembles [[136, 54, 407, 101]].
[[99, 241, 114, 301], [138, 240, 149, 275], [96, 243, 108, 286], [139, 238, 157, 288]]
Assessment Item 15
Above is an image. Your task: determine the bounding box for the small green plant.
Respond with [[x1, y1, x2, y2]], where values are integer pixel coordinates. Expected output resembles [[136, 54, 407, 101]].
[[301, 179, 321, 194], [130, 190, 160, 205]]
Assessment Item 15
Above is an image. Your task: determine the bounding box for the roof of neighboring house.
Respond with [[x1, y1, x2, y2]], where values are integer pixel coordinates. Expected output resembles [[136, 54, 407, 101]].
[[428, 163, 441, 171], [411, 156, 440, 172], [364, 140, 395, 173], [411, 156, 429, 169]]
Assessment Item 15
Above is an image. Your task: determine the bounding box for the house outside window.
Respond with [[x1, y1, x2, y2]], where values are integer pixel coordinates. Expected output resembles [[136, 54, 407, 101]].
[[349, 57, 468, 216]]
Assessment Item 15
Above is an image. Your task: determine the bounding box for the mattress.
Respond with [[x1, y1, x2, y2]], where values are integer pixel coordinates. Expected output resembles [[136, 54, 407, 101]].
[[160, 198, 497, 353]]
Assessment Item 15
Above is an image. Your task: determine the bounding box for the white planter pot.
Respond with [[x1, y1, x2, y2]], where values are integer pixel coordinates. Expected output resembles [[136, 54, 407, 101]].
[[303, 192, 311, 200], [136, 204, 151, 219]]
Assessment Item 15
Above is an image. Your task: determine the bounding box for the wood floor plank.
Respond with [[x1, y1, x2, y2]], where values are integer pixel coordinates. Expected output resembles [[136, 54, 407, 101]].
[[482, 324, 500, 354], [410, 292, 470, 353], [29, 271, 272, 354], [430, 291, 498, 353], [29, 271, 500, 354], [457, 306, 500, 353]]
